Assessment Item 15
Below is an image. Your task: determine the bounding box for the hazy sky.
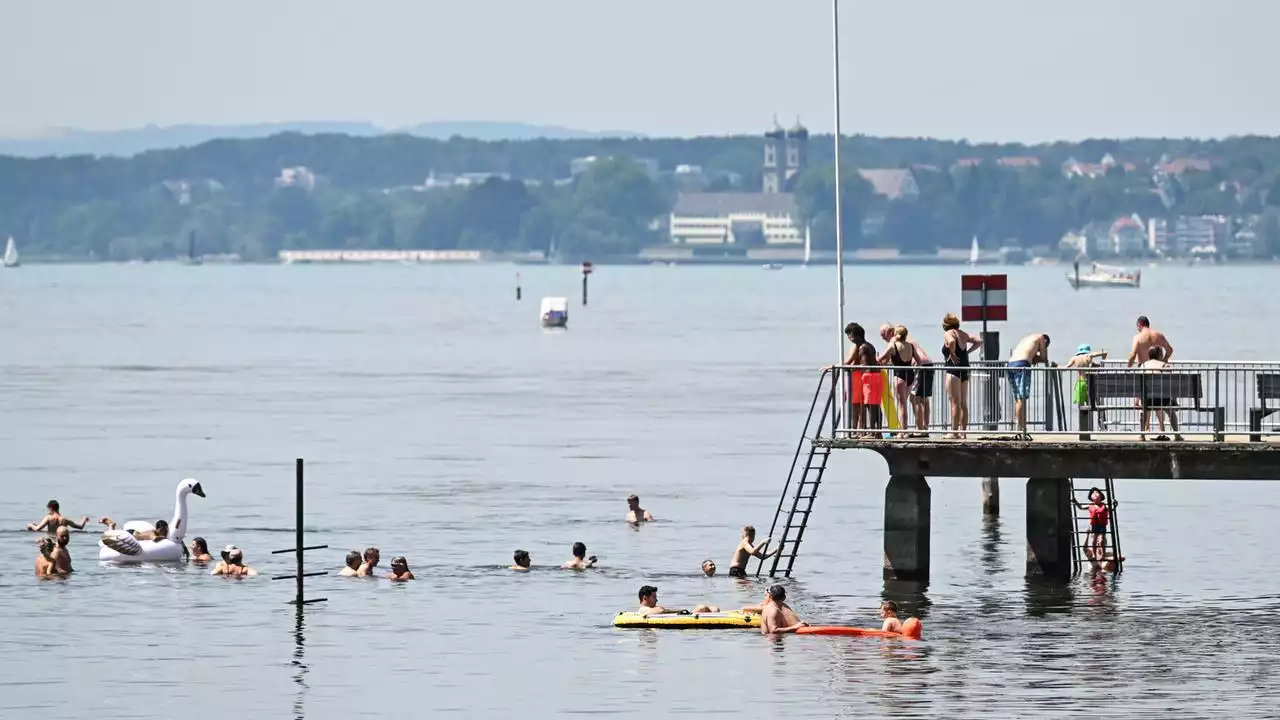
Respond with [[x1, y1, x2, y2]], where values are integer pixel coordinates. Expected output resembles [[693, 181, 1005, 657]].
[[2, 0, 1276, 142]]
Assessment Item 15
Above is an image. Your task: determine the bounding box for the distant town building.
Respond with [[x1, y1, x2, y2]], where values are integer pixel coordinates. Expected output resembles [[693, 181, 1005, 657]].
[[1147, 215, 1230, 256], [570, 155, 659, 180], [997, 156, 1041, 169], [1153, 158, 1212, 178], [275, 166, 318, 192], [858, 169, 920, 200], [1062, 155, 1136, 179], [762, 118, 808, 193], [1109, 215, 1146, 256], [669, 193, 806, 246]]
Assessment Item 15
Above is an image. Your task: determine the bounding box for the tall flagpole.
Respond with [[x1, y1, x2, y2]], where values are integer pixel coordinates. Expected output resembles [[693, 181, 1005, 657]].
[[832, 0, 848, 430]]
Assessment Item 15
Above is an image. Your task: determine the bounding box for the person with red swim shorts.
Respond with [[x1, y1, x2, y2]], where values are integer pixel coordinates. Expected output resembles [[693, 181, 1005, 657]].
[[840, 322, 883, 436]]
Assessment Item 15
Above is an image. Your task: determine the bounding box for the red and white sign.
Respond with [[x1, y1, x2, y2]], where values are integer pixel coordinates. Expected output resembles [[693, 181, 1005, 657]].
[[581, 262, 594, 275], [960, 274, 1007, 322]]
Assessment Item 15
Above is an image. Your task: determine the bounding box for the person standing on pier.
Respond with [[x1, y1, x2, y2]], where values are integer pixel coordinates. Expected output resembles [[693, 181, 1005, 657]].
[[882, 324, 934, 435], [841, 323, 882, 436], [878, 326, 918, 435], [1140, 347, 1181, 441], [942, 314, 982, 439], [1009, 334, 1051, 437], [1127, 316, 1174, 367]]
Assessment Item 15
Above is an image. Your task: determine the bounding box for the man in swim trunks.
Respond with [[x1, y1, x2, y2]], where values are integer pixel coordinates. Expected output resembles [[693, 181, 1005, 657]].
[[338, 549, 362, 576], [1008, 333, 1051, 437], [561, 542, 597, 570], [637, 585, 718, 615], [729, 525, 775, 577], [879, 600, 903, 633], [51, 525, 74, 574], [839, 322, 882, 436], [1127, 315, 1174, 367], [28, 500, 90, 533], [760, 584, 807, 634], [626, 495, 653, 524], [356, 546, 380, 576], [1140, 347, 1181, 441]]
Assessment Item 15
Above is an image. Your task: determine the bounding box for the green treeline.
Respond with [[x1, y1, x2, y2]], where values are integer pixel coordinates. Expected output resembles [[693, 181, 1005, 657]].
[[3, 132, 1280, 260]]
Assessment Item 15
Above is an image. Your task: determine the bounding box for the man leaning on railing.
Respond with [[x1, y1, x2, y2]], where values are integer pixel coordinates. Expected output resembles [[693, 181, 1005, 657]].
[[1008, 333, 1051, 439]]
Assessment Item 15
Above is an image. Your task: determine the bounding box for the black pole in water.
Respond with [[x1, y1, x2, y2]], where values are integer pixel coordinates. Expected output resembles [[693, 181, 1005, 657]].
[[272, 457, 328, 605], [581, 261, 593, 306], [516, 272, 522, 301]]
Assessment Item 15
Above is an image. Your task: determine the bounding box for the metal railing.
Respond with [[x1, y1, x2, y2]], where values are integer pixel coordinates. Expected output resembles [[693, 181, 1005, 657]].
[[816, 361, 1280, 443]]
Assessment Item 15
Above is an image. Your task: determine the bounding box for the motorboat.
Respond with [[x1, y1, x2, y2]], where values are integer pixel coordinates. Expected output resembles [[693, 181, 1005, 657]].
[[540, 296, 568, 328], [1067, 262, 1140, 289]]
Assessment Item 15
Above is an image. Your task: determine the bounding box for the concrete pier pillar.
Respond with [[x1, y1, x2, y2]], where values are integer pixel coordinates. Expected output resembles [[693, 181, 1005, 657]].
[[884, 474, 931, 583], [982, 477, 1000, 516], [1025, 477, 1073, 580]]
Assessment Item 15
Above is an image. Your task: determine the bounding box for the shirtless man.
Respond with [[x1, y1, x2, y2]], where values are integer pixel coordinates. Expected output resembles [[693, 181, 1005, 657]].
[[879, 600, 903, 633], [356, 547, 381, 577], [211, 545, 258, 577], [729, 526, 776, 577], [51, 526, 74, 574], [35, 536, 57, 577], [510, 549, 531, 572], [637, 585, 718, 615], [626, 495, 653, 524], [338, 550, 362, 576], [1127, 315, 1174, 367], [760, 585, 807, 635], [1009, 333, 1051, 436], [27, 500, 90, 533], [561, 542, 597, 570], [387, 556, 415, 582], [838, 323, 882, 434]]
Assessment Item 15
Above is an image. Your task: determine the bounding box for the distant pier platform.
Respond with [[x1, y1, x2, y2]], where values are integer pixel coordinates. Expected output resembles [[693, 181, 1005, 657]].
[[278, 249, 486, 264]]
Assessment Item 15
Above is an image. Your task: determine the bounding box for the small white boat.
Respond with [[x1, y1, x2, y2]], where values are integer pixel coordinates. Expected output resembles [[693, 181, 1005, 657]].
[[968, 236, 980, 266], [2, 236, 18, 268], [762, 263, 784, 270], [540, 296, 568, 328], [1067, 262, 1140, 289]]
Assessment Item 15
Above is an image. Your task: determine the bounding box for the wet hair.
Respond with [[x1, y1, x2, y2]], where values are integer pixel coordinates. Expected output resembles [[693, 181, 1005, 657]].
[[768, 584, 786, 601], [1148, 346, 1163, 360], [572, 542, 586, 559], [881, 600, 898, 614], [345, 550, 361, 568], [192, 537, 208, 553], [895, 325, 909, 342], [701, 559, 716, 575], [639, 584, 658, 600], [513, 549, 530, 566], [47, 500, 60, 512], [154, 520, 169, 535], [627, 494, 639, 504], [1137, 315, 1151, 328], [742, 525, 756, 539], [38, 536, 55, 554], [391, 556, 409, 569], [942, 313, 960, 331], [363, 547, 380, 563], [845, 322, 866, 342]]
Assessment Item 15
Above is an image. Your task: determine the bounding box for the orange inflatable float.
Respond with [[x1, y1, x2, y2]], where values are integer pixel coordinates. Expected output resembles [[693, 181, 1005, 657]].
[[796, 617, 922, 639]]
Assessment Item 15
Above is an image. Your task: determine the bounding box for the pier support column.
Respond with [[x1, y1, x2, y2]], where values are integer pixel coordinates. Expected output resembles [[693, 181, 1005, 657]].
[[1026, 477, 1072, 580], [884, 474, 930, 583], [982, 477, 1000, 516]]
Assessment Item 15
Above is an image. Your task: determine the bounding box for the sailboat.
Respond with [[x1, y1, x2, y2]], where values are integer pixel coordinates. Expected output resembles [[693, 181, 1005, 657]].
[[968, 236, 980, 266], [2, 236, 19, 268]]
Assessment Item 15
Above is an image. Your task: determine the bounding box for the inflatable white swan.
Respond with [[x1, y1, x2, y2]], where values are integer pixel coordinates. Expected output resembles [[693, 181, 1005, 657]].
[[99, 477, 205, 563]]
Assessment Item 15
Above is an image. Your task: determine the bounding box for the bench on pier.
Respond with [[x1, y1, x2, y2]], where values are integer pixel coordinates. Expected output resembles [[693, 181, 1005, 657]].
[[1078, 372, 1224, 441], [1249, 373, 1280, 442]]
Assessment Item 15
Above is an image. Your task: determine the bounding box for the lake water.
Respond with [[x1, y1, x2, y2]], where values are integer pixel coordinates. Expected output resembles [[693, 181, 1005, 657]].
[[2, 263, 1279, 719]]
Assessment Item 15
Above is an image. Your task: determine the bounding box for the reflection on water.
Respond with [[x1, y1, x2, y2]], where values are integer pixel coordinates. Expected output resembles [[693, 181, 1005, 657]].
[[5, 265, 1280, 718]]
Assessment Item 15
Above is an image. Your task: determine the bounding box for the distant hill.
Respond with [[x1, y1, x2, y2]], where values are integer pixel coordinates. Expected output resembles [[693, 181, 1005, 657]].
[[0, 121, 644, 157]]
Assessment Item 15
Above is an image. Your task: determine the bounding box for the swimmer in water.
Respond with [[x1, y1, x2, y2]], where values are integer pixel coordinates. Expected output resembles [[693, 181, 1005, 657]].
[[356, 547, 380, 577], [626, 495, 653, 524], [636, 585, 719, 615], [338, 550, 362, 577], [760, 585, 807, 635], [211, 545, 258, 577], [879, 600, 903, 633], [28, 500, 90, 533], [388, 556, 415, 582], [701, 559, 716, 576], [561, 542, 597, 570], [729, 525, 776, 577], [510, 549, 531, 572], [35, 536, 57, 577], [52, 526, 74, 574], [99, 517, 169, 541], [189, 537, 213, 563]]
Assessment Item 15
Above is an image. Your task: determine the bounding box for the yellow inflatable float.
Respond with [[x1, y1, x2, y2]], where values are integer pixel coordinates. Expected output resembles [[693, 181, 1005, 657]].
[[612, 611, 761, 629]]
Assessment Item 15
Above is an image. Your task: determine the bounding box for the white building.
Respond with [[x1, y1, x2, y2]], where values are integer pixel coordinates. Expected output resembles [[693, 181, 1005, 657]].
[[1148, 216, 1230, 256], [669, 193, 807, 246], [275, 166, 318, 192]]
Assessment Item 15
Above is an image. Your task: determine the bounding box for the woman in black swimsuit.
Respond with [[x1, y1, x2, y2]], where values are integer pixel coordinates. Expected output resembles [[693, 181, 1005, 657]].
[[942, 313, 983, 439], [878, 325, 916, 433]]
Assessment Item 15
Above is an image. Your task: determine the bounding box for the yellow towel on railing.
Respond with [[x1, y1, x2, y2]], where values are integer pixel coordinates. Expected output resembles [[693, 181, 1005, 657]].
[[880, 370, 900, 430]]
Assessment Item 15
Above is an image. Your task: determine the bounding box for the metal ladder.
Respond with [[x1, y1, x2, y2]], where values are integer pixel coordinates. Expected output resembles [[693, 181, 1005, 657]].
[[756, 370, 838, 578], [1069, 477, 1123, 574]]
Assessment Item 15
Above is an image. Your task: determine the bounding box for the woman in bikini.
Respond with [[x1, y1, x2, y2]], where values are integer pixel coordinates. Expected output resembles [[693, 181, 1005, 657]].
[[942, 313, 983, 439]]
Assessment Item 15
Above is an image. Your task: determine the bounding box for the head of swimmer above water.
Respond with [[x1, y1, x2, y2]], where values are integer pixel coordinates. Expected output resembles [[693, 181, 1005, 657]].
[[513, 550, 530, 568], [191, 537, 209, 555], [363, 547, 380, 567], [38, 536, 55, 557], [572, 542, 587, 560], [639, 585, 659, 606], [56, 526, 70, 546], [47, 499, 60, 513], [767, 584, 786, 603], [345, 550, 361, 570], [701, 560, 716, 576], [390, 556, 409, 573], [880, 600, 898, 618], [627, 495, 641, 509]]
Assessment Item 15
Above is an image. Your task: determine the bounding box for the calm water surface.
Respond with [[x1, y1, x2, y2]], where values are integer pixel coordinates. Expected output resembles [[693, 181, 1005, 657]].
[[2, 263, 1280, 718]]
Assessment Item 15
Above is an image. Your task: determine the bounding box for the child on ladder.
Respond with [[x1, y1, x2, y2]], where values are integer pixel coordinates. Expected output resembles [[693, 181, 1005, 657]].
[[1076, 487, 1114, 568]]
